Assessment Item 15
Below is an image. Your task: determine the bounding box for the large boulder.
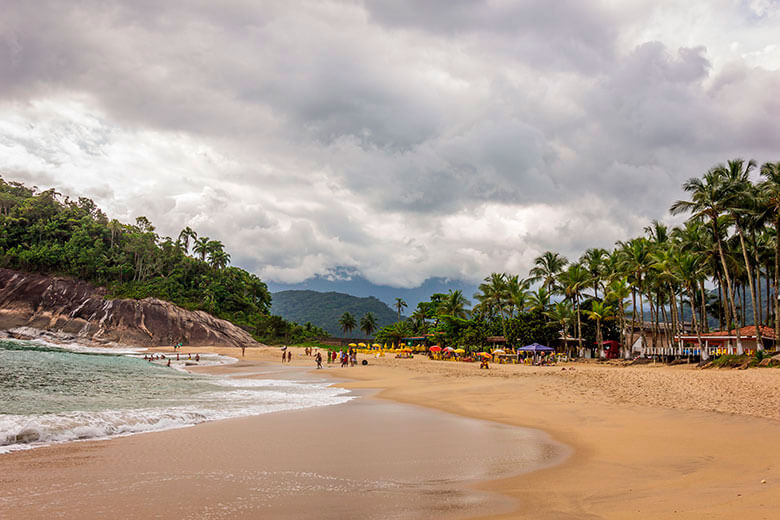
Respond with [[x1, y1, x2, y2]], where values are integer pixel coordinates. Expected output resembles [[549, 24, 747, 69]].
[[0, 268, 258, 348]]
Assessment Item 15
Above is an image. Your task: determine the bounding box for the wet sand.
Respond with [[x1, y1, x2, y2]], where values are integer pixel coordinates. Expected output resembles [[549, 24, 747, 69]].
[[0, 361, 562, 520], [5, 344, 780, 519]]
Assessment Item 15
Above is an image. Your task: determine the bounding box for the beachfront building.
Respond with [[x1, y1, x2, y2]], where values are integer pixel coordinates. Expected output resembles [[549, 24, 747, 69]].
[[675, 326, 776, 357], [626, 320, 695, 357]]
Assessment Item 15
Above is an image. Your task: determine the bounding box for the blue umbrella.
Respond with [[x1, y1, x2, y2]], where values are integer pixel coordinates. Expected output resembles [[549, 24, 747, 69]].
[[518, 343, 554, 352]]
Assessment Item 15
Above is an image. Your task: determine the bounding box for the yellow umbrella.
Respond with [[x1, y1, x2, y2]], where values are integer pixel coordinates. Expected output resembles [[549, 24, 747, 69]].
[[454, 348, 466, 354], [358, 342, 366, 347], [348, 343, 357, 347], [372, 343, 381, 348]]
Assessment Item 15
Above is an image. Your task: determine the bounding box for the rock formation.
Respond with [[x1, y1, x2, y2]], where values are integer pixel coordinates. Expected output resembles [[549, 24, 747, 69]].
[[0, 268, 258, 348]]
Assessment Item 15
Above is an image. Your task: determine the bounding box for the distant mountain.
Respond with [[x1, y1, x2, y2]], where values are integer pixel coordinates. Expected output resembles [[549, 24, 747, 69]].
[[265, 270, 478, 312], [270, 290, 402, 337]]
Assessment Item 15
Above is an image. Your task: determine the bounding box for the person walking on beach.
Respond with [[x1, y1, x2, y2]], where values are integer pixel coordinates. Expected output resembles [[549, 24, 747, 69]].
[[315, 351, 322, 369], [287, 350, 292, 363], [282, 350, 287, 363]]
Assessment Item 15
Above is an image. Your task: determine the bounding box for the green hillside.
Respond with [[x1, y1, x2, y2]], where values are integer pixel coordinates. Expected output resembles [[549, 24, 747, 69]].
[[271, 290, 402, 337]]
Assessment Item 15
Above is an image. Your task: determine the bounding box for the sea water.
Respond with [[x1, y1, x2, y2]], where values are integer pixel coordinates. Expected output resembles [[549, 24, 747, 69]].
[[0, 339, 352, 453]]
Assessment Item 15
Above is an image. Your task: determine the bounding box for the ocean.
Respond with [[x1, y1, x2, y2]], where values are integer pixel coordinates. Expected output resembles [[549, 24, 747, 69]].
[[0, 339, 353, 453]]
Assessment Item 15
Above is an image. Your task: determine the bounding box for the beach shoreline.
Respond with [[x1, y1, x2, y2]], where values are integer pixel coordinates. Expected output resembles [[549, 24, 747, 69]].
[[0, 345, 564, 520], [194, 345, 780, 519], [4, 344, 780, 519]]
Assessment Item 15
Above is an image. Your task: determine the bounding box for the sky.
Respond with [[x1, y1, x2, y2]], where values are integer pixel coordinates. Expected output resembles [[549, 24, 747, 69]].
[[1, 0, 779, 307]]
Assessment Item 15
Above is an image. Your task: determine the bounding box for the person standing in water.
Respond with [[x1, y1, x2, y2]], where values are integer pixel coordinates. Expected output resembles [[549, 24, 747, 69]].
[[315, 351, 322, 369]]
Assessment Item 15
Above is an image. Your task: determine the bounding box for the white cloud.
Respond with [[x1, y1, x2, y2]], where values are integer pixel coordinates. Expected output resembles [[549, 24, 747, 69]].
[[0, 0, 779, 288]]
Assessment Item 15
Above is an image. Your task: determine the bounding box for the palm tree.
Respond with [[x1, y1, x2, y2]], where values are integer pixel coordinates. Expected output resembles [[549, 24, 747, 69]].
[[209, 249, 230, 270], [558, 263, 590, 355], [410, 306, 428, 333], [505, 275, 530, 316], [473, 273, 509, 335], [605, 278, 631, 357], [671, 168, 744, 353], [193, 236, 211, 262], [177, 227, 197, 255], [528, 287, 551, 312], [671, 251, 707, 358], [580, 248, 607, 298], [720, 159, 763, 350], [544, 301, 574, 356], [617, 238, 655, 355], [360, 313, 378, 338], [439, 289, 470, 318], [529, 251, 568, 293], [394, 297, 408, 322], [339, 312, 357, 337], [759, 161, 780, 344], [584, 300, 615, 358]]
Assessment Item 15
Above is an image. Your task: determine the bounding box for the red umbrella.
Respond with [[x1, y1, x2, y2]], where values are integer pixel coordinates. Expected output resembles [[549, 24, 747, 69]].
[[429, 346, 442, 352]]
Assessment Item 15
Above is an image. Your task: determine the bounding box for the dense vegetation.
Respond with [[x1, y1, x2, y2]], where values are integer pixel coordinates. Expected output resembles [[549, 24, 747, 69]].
[[373, 159, 780, 359], [0, 177, 326, 344], [270, 290, 399, 337]]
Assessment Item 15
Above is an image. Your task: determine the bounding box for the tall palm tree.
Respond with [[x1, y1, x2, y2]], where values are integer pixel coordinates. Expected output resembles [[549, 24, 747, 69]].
[[474, 273, 509, 334], [617, 238, 656, 355], [339, 312, 357, 337], [439, 289, 470, 319], [529, 251, 568, 293], [544, 301, 574, 356], [584, 300, 615, 358], [505, 275, 530, 316], [606, 278, 631, 357], [759, 161, 780, 344], [720, 159, 763, 349], [580, 248, 607, 299], [528, 287, 551, 312], [671, 251, 708, 358], [193, 236, 211, 262], [177, 227, 197, 255], [394, 297, 407, 322], [671, 168, 744, 353], [360, 313, 378, 338], [558, 263, 590, 355]]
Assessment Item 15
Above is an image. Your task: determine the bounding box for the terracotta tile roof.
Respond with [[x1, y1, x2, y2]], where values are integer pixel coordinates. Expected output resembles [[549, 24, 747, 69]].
[[700, 325, 775, 339]]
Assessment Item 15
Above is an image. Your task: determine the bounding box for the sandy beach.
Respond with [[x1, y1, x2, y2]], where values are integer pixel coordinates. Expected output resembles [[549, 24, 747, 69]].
[[3, 345, 780, 519]]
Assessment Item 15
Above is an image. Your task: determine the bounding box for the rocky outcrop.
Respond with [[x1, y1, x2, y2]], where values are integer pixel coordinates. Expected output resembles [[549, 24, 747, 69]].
[[0, 268, 258, 348]]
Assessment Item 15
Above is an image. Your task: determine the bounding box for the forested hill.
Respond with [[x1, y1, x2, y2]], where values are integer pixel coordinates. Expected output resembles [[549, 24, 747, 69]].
[[271, 290, 401, 337], [0, 176, 325, 344]]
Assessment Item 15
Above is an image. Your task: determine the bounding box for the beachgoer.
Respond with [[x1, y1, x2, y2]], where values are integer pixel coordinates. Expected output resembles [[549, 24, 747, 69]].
[[282, 350, 286, 363], [242, 346, 246, 358], [167, 359, 171, 367], [195, 354, 200, 362], [177, 353, 180, 361], [287, 351, 292, 363], [316, 352, 322, 369]]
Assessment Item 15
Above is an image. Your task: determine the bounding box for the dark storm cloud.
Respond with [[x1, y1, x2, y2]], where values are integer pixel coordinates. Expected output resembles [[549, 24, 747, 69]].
[[1, 0, 779, 286]]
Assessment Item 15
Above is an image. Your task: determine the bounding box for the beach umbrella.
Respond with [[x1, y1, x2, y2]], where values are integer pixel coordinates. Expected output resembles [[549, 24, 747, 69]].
[[492, 349, 506, 354], [348, 343, 357, 347], [518, 343, 554, 352], [358, 342, 366, 347], [479, 352, 492, 357], [429, 346, 442, 352], [372, 343, 381, 348], [401, 348, 412, 352], [454, 348, 466, 354], [443, 346, 455, 352]]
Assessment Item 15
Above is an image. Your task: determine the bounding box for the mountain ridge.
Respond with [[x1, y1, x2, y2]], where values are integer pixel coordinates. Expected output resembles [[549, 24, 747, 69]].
[[270, 290, 402, 337]]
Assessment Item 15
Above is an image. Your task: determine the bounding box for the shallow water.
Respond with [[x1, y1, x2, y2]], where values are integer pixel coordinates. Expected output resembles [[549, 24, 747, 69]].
[[0, 339, 352, 452]]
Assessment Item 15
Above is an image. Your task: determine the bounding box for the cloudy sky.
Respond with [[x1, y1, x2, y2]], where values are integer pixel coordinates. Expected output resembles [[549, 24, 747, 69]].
[[1, 0, 779, 297]]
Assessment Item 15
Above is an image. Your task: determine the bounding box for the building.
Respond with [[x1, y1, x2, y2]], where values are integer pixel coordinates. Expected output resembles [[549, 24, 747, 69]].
[[676, 325, 776, 356]]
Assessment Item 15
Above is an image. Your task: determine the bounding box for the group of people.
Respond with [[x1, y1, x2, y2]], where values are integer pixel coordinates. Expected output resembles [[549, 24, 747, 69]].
[[281, 347, 361, 368], [144, 351, 199, 368]]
